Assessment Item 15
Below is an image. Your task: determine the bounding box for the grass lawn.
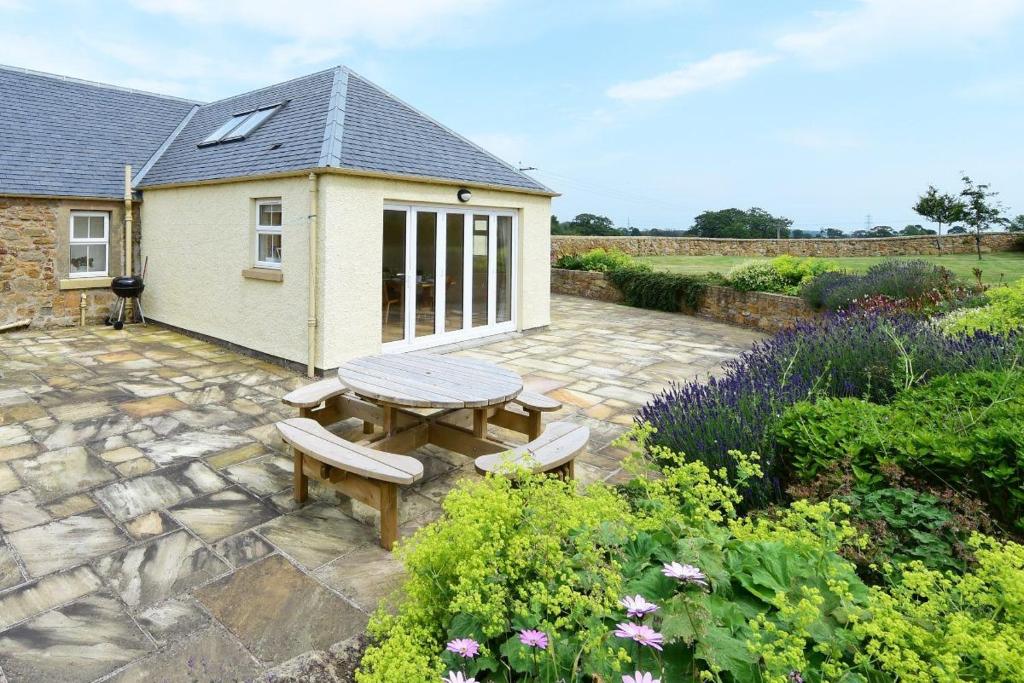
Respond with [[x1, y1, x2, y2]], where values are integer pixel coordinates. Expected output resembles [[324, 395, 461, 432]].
[[638, 252, 1024, 286]]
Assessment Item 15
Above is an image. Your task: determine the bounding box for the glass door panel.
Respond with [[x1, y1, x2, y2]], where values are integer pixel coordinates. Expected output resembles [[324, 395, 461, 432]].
[[445, 213, 465, 332], [471, 214, 489, 328], [414, 211, 437, 338], [496, 215, 513, 324], [382, 209, 406, 343]]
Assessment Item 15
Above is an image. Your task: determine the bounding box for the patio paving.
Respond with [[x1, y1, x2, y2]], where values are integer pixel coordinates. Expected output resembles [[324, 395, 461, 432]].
[[0, 294, 761, 682]]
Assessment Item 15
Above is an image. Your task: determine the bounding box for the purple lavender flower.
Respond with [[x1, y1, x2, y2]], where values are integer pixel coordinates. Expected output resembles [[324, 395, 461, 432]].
[[613, 622, 664, 651], [619, 594, 659, 619], [445, 638, 479, 659], [443, 672, 477, 683], [662, 562, 709, 589], [623, 673, 661, 683], [788, 672, 805, 683], [518, 629, 548, 649]]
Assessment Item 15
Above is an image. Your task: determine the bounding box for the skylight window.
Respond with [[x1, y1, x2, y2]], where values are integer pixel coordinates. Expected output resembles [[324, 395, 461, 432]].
[[198, 103, 283, 146]]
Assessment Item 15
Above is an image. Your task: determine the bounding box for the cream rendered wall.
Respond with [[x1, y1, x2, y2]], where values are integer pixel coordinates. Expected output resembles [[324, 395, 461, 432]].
[[140, 177, 312, 365], [318, 174, 551, 369]]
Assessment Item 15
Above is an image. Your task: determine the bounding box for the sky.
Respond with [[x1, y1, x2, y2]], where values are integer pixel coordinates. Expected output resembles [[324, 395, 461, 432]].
[[2, 0, 1023, 232]]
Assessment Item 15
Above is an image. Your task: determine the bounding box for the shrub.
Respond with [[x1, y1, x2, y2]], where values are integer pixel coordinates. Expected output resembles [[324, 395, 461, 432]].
[[553, 248, 647, 273], [774, 370, 1024, 530], [356, 474, 634, 683], [727, 261, 790, 294], [800, 259, 969, 312], [637, 312, 1023, 509], [727, 256, 839, 295], [939, 277, 1024, 335], [606, 268, 721, 312], [358, 427, 1024, 682], [853, 536, 1024, 682]]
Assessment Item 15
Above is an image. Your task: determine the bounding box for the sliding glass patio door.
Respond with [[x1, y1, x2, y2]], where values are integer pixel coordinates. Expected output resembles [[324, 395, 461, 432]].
[[381, 204, 516, 350]]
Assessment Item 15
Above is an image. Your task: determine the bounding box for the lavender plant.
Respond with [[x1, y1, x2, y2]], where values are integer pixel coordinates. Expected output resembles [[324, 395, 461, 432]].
[[800, 259, 967, 312], [636, 311, 1022, 508]]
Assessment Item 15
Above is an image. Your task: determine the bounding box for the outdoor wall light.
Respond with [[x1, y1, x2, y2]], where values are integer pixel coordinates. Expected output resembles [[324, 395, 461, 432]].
[[457, 188, 472, 203]]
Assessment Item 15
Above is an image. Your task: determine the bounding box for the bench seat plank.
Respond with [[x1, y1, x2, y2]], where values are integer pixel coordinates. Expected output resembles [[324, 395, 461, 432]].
[[513, 390, 561, 413], [282, 378, 348, 408], [277, 418, 423, 484], [474, 421, 588, 475]]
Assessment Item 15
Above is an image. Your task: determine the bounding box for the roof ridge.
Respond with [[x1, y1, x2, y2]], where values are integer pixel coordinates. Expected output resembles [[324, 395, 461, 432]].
[[132, 104, 200, 187], [318, 66, 348, 167], [342, 68, 555, 194], [201, 67, 339, 109], [0, 63, 203, 104]]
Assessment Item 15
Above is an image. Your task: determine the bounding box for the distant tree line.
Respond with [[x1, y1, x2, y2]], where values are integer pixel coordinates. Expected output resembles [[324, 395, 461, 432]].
[[552, 175, 1022, 257]]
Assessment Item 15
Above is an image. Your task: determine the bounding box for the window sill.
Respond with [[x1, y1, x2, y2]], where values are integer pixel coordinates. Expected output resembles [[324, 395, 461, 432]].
[[242, 268, 283, 282], [59, 276, 112, 290]]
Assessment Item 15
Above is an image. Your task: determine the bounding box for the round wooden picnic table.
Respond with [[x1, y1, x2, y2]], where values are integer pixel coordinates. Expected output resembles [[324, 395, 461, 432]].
[[337, 353, 523, 410]]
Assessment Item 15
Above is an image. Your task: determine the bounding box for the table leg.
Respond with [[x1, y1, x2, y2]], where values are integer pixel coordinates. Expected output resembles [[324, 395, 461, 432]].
[[363, 420, 374, 435], [472, 408, 487, 438], [383, 405, 397, 436]]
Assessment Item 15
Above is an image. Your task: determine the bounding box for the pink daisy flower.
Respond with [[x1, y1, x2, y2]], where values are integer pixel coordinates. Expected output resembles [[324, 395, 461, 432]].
[[518, 629, 549, 649], [661, 561, 709, 589], [443, 672, 477, 683], [445, 638, 479, 659], [613, 622, 664, 651], [619, 594, 659, 619], [623, 673, 661, 683]]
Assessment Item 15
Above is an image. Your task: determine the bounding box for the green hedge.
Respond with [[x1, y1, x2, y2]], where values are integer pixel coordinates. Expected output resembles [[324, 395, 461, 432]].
[[607, 267, 721, 312]]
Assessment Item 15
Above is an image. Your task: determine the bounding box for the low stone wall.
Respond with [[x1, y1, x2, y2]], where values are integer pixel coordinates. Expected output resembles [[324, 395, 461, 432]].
[[696, 284, 815, 332], [551, 268, 815, 332], [551, 233, 1023, 259], [550, 267, 623, 303]]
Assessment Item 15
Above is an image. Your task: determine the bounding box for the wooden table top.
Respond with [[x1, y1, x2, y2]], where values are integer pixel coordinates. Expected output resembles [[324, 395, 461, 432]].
[[337, 353, 523, 409]]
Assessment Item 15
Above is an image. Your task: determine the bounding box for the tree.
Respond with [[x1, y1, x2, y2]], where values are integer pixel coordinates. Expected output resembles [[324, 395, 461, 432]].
[[853, 225, 897, 238], [550, 213, 622, 236], [899, 224, 936, 236], [688, 207, 793, 239], [948, 225, 968, 234], [821, 228, 845, 239], [958, 175, 1007, 260], [913, 184, 966, 250], [1008, 214, 1024, 233]]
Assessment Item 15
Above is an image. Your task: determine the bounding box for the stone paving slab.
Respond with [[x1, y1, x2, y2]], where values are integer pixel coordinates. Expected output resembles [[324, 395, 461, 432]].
[[0, 295, 760, 681]]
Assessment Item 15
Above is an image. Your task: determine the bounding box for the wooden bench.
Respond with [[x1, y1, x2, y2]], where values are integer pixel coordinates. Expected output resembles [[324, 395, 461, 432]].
[[276, 417, 424, 550], [511, 390, 562, 439], [474, 421, 589, 480]]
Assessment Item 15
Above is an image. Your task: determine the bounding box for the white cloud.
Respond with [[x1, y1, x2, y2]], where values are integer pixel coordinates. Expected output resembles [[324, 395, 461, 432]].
[[776, 0, 1024, 67], [606, 50, 777, 101]]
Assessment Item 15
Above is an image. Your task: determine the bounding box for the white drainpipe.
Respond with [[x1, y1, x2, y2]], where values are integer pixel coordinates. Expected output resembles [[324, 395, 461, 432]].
[[307, 172, 319, 378]]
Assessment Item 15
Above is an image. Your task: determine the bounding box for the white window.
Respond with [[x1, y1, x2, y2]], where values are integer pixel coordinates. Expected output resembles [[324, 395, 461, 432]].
[[69, 211, 108, 277], [255, 200, 282, 268]]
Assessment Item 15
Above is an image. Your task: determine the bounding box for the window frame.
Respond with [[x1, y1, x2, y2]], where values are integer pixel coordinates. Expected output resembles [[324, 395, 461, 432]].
[[68, 211, 109, 278], [254, 199, 283, 269]]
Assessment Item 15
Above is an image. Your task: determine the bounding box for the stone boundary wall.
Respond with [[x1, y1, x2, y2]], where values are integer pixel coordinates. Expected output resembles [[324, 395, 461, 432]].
[[551, 268, 816, 333], [551, 233, 1023, 259]]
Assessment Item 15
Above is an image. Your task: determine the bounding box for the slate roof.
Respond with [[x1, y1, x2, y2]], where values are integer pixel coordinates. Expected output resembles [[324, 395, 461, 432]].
[[0, 65, 198, 199], [139, 67, 552, 194], [0, 64, 553, 198]]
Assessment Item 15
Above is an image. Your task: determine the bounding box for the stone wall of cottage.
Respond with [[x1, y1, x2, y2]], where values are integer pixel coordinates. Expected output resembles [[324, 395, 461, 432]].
[[551, 268, 816, 333], [551, 233, 1023, 260], [1, 196, 140, 328]]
